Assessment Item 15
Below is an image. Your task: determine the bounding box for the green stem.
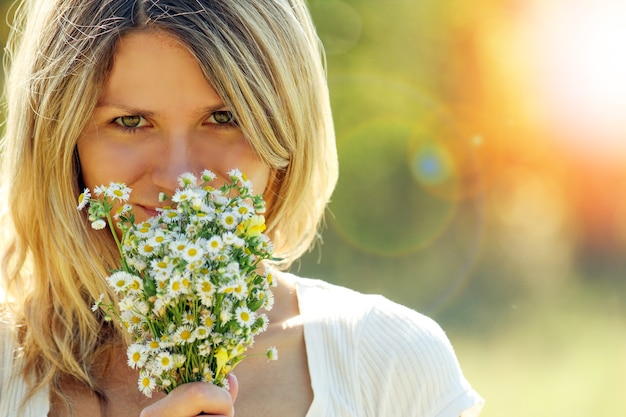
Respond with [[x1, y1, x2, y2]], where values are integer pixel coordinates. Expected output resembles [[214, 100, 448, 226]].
[[105, 210, 130, 271]]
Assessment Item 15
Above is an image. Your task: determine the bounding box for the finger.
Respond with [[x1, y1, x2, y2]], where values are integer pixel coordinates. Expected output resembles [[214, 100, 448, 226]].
[[139, 381, 234, 417], [227, 373, 239, 403]]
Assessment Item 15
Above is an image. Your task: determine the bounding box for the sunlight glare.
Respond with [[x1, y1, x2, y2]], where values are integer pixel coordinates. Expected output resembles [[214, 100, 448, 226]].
[[531, 0, 626, 158]]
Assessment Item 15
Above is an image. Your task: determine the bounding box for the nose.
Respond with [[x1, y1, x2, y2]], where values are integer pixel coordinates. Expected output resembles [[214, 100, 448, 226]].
[[151, 132, 200, 194]]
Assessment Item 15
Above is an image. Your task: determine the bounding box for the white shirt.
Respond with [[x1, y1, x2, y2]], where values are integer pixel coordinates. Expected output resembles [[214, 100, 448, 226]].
[[0, 276, 484, 416], [295, 276, 484, 417]]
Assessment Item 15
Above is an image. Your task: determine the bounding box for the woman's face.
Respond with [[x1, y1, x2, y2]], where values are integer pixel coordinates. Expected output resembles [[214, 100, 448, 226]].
[[77, 30, 271, 222]]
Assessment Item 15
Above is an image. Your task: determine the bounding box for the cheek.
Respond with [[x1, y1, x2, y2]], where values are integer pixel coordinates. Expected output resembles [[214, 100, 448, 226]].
[[200, 140, 271, 193], [260, 168, 280, 213], [76, 136, 151, 189], [247, 161, 271, 196]]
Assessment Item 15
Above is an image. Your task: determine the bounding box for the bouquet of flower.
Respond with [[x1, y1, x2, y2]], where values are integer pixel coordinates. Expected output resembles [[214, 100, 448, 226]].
[[78, 169, 278, 397]]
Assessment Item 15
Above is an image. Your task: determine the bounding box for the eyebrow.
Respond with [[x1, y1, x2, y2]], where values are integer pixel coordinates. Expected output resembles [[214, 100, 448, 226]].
[[94, 102, 230, 116]]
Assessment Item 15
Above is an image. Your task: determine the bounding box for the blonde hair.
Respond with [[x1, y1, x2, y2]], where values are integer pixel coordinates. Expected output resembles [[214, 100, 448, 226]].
[[0, 0, 337, 406]]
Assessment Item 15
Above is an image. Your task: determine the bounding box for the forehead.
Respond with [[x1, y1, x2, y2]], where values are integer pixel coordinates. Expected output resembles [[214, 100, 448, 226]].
[[110, 29, 196, 70], [98, 30, 221, 110]]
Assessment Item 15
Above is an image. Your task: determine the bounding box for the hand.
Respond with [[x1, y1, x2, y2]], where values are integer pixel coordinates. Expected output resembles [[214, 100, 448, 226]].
[[140, 374, 239, 417]]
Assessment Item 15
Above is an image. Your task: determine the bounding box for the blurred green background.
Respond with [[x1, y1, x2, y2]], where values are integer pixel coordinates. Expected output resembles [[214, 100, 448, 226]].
[[3, 0, 626, 415], [299, 0, 626, 415]]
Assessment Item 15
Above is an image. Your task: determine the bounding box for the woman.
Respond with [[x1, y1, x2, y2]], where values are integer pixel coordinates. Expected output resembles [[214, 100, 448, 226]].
[[0, 0, 484, 416]]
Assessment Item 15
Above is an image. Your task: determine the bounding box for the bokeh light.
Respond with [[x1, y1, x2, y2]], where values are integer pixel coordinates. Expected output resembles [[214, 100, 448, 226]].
[[527, 0, 626, 160], [326, 75, 480, 256], [331, 120, 457, 256]]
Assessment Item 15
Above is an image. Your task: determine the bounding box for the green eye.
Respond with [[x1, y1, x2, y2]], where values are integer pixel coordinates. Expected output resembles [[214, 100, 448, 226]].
[[117, 115, 142, 128], [212, 111, 234, 124]]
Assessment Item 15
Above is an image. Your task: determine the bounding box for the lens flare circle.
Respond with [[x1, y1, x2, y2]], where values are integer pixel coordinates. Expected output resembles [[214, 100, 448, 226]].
[[330, 120, 457, 256]]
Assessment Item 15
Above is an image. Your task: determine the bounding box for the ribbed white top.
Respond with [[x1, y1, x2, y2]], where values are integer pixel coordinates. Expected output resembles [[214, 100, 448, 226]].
[[0, 321, 49, 417], [294, 276, 483, 417]]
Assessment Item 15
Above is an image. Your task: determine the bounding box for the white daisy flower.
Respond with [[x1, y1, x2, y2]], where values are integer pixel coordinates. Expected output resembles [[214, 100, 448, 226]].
[[138, 371, 156, 397], [235, 202, 254, 219], [227, 168, 250, 188], [126, 274, 144, 294], [221, 376, 231, 391], [193, 325, 211, 341], [205, 235, 223, 254], [134, 221, 155, 237], [181, 242, 204, 263], [172, 325, 195, 345], [155, 351, 175, 371], [201, 312, 216, 330], [182, 310, 196, 325], [147, 230, 168, 247], [228, 168, 253, 193], [191, 209, 214, 224], [106, 183, 132, 202], [218, 281, 235, 296], [235, 306, 255, 327], [227, 168, 244, 181], [231, 279, 248, 300], [150, 258, 174, 279], [134, 300, 150, 315], [180, 274, 193, 294], [168, 239, 188, 256], [127, 343, 148, 369], [93, 185, 106, 196], [121, 309, 145, 332], [77, 188, 91, 210], [161, 209, 179, 224], [201, 169, 216, 182], [167, 275, 185, 297], [184, 223, 200, 237], [106, 271, 136, 294], [172, 188, 192, 203], [147, 339, 163, 352], [159, 337, 175, 350], [219, 211, 239, 230], [178, 172, 197, 187], [195, 277, 216, 306]]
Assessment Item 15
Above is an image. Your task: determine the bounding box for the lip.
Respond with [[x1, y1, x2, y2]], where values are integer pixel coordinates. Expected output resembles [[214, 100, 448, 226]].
[[134, 204, 161, 220]]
